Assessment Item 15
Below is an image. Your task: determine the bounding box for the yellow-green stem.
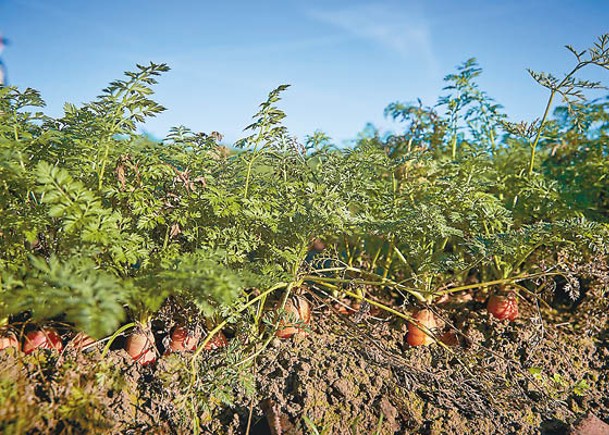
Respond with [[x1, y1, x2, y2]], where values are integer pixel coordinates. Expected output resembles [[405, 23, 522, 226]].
[[243, 153, 258, 199], [370, 244, 383, 271], [101, 322, 136, 358], [528, 90, 556, 176], [243, 128, 266, 199], [382, 238, 395, 280], [97, 140, 112, 191], [304, 274, 427, 302], [162, 225, 170, 250], [236, 333, 275, 368], [435, 272, 561, 296]]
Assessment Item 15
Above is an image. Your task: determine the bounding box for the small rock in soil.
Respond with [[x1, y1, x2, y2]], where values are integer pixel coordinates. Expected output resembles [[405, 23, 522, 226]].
[[570, 412, 609, 435]]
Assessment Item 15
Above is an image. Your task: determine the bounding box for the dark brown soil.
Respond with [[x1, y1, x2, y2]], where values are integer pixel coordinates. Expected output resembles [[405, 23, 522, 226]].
[[0, 286, 608, 434]]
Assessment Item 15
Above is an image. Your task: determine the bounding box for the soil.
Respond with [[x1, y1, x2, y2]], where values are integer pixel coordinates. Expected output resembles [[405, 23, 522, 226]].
[[0, 285, 608, 434]]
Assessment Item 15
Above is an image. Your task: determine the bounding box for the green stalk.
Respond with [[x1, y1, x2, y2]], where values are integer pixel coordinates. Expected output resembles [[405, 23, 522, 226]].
[[101, 322, 136, 358], [253, 292, 268, 333], [161, 225, 170, 250], [382, 237, 395, 280], [190, 402, 201, 435], [528, 90, 555, 176], [433, 272, 562, 296], [370, 243, 383, 271], [303, 273, 428, 302], [243, 153, 258, 199], [235, 332, 275, 368], [97, 140, 111, 191], [243, 127, 266, 199], [527, 59, 590, 176], [345, 236, 358, 266], [393, 245, 416, 276]]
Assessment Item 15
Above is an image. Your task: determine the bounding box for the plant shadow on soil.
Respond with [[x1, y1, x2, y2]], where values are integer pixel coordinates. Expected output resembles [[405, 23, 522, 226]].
[[0, 286, 608, 434]]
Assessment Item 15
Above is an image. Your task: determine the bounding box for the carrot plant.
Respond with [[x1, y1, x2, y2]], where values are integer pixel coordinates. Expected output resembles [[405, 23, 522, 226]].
[[524, 34, 609, 175]]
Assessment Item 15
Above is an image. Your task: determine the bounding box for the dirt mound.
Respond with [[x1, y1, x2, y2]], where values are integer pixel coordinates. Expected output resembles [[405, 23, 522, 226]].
[[0, 290, 608, 434]]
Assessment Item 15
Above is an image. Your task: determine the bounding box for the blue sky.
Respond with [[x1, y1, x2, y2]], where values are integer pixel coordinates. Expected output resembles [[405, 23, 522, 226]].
[[1, 0, 608, 144]]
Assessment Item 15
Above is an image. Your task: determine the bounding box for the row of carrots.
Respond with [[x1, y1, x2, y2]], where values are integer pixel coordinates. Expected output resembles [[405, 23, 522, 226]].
[[0, 295, 314, 365], [0, 324, 230, 365], [407, 291, 519, 346], [0, 291, 517, 362]]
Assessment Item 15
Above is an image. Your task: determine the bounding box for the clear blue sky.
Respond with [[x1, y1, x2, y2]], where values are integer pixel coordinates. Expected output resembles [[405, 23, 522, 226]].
[[1, 0, 608, 144]]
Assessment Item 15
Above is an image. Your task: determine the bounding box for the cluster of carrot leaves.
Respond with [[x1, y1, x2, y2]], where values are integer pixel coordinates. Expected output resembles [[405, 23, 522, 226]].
[[1, 34, 609, 346]]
